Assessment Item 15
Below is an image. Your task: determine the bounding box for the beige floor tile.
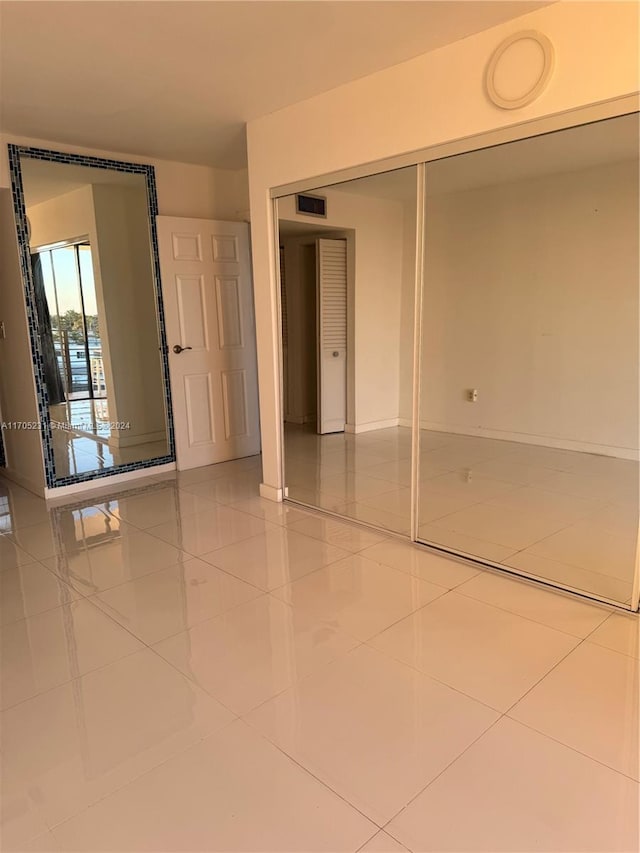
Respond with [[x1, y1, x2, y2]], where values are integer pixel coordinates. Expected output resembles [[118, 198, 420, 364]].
[[153, 595, 359, 713], [1, 649, 233, 833], [510, 642, 639, 779], [179, 473, 261, 504], [230, 497, 314, 526], [50, 720, 375, 853], [370, 592, 579, 711], [247, 645, 498, 824], [0, 536, 39, 571], [387, 717, 639, 853], [361, 458, 412, 485], [201, 527, 349, 591], [145, 505, 275, 555], [288, 514, 386, 552], [91, 558, 262, 644], [9, 831, 62, 852], [421, 472, 519, 503], [105, 486, 217, 529], [457, 570, 612, 637], [287, 486, 351, 513], [357, 831, 410, 852], [273, 555, 445, 641], [1, 562, 81, 625], [1, 600, 143, 710], [504, 550, 633, 606], [41, 532, 188, 596], [361, 540, 481, 588], [588, 612, 640, 659]]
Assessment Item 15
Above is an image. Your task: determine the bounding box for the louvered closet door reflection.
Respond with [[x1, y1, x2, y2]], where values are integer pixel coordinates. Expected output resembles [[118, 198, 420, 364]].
[[316, 238, 347, 434]]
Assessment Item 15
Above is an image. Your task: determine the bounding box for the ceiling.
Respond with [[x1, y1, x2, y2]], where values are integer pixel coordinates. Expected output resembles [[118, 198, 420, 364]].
[[0, 1, 551, 170]]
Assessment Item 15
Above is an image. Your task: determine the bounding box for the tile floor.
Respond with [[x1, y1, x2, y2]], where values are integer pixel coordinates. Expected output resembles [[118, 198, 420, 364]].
[[1, 457, 639, 852], [285, 425, 639, 606]]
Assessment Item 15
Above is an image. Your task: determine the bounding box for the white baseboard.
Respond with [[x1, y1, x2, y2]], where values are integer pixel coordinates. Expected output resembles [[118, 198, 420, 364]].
[[260, 482, 283, 502], [415, 420, 639, 460], [110, 429, 167, 449], [346, 417, 400, 435], [44, 462, 176, 502]]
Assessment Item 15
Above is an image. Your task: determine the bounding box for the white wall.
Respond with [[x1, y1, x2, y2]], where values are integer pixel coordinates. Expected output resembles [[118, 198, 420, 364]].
[[0, 134, 250, 221], [279, 188, 406, 431], [419, 159, 639, 457], [246, 0, 639, 497], [0, 189, 46, 495]]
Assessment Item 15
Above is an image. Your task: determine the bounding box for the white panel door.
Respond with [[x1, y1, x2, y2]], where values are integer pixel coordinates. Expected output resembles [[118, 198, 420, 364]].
[[157, 217, 260, 469], [316, 238, 347, 434]]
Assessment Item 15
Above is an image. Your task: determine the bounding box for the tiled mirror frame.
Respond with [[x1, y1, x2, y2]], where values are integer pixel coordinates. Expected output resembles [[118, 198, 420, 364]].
[[7, 144, 176, 489]]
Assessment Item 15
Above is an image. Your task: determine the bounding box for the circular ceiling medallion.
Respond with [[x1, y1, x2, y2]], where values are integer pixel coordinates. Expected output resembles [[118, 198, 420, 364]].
[[486, 30, 555, 110]]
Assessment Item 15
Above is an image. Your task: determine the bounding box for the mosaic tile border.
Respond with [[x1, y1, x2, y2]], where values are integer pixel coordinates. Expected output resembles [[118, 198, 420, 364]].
[[7, 144, 176, 489]]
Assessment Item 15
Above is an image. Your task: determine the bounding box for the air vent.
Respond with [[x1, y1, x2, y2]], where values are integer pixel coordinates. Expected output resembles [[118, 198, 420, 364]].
[[296, 193, 327, 217]]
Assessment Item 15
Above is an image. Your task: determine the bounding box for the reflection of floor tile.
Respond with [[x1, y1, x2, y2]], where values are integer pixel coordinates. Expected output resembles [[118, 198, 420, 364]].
[[417, 524, 516, 563], [510, 642, 639, 779], [428, 501, 569, 550], [387, 717, 640, 853], [526, 520, 637, 581]]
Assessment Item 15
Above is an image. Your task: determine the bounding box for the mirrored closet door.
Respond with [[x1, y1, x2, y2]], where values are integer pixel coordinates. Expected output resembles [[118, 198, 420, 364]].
[[417, 113, 639, 608], [278, 166, 418, 536], [276, 113, 640, 610]]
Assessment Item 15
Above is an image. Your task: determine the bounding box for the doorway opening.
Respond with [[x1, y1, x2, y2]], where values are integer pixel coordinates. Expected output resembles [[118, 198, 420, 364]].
[[278, 221, 350, 440]]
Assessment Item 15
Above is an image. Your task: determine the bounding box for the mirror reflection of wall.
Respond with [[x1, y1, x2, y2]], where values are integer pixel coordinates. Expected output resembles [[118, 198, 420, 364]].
[[19, 154, 171, 480], [280, 166, 417, 535], [418, 113, 639, 607]]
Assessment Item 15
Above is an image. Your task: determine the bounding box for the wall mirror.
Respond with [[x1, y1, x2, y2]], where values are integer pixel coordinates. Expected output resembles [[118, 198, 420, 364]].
[[8, 146, 175, 488]]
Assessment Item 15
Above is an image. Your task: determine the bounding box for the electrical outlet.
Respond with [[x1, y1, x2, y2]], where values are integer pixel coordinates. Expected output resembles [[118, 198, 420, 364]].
[[467, 388, 478, 402]]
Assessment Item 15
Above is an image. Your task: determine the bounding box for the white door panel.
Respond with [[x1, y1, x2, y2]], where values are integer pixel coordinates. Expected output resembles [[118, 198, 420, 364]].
[[157, 217, 260, 469], [317, 238, 347, 434]]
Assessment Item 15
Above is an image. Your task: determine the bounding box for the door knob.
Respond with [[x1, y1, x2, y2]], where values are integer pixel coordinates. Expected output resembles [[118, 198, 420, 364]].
[[173, 344, 192, 354]]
